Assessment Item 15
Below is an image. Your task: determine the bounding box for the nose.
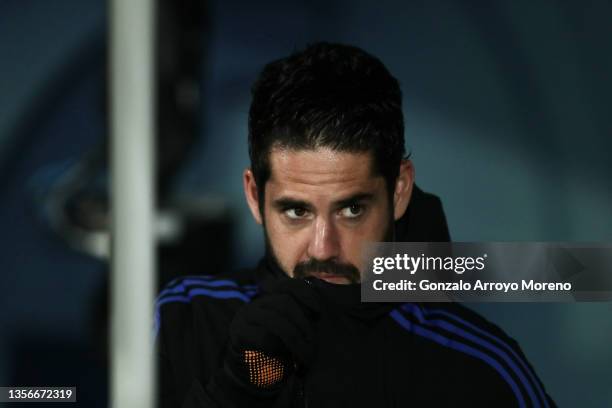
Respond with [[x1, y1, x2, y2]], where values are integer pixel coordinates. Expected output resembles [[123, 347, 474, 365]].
[[307, 216, 341, 261]]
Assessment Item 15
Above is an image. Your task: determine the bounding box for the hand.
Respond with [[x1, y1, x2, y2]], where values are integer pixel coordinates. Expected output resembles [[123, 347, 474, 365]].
[[205, 278, 320, 405]]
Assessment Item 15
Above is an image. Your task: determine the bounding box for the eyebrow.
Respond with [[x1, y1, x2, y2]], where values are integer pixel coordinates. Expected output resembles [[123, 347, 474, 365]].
[[272, 193, 375, 211], [333, 193, 375, 209], [272, 198, 313, 211]]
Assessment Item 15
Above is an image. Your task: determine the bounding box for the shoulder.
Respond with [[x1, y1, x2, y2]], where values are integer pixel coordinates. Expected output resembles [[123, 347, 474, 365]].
[[390, 302, 553, 407], [155, 272, 260, 405], [154, 270, 259, 337]]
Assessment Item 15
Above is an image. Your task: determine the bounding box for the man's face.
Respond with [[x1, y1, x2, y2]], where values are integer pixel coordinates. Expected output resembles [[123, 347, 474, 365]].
[[244, 147, 413, 284]]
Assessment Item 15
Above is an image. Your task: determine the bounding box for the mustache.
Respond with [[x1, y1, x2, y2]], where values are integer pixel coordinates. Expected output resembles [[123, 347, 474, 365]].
[[293, 259, 361, 283]]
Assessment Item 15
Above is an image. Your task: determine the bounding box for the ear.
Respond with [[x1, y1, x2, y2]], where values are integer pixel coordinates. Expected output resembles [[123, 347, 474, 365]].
[[393, 160, 414, 221], [243, 168, 263, 224]]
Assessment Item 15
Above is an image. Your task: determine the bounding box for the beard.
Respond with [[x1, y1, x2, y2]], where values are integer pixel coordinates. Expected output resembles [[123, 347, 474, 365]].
[[262, 212, 394, 284]]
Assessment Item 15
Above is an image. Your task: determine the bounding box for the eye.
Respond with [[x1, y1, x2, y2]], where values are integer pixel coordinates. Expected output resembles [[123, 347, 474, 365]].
[[339, 204, 364, 219], [285, 207, 310, 220]]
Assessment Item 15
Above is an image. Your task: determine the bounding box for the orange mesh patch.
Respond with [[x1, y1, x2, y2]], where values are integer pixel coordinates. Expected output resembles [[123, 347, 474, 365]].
[[243, 350, 285, 388]]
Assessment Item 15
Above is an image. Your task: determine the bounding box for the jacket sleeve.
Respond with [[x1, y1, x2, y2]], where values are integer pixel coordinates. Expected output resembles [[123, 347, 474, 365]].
[[180, 380, 220, 408], [180, 368, 291, 408], [157, 320, 227, 408], [156, 300, 283, 408]]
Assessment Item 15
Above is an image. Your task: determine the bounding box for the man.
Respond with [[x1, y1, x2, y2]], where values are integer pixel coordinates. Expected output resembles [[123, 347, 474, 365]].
[[156, 42, 555, 407]]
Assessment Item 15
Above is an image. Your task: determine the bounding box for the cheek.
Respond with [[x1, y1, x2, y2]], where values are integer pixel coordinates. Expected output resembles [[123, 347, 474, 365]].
[[264, 209, 310, 272], [338, 207, 391, 258]]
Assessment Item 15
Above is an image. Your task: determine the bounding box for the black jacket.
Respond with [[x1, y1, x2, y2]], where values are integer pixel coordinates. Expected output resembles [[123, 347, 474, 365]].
[[156, 259, 555, 407], [156, 187, 554, 407]]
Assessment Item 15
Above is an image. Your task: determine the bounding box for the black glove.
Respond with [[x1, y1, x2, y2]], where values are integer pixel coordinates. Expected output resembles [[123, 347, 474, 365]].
[[204, 278, 321, 406]]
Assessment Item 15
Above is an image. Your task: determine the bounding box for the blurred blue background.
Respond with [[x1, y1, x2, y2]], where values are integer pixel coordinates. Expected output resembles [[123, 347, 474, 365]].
[[0, 0, 611, 406]]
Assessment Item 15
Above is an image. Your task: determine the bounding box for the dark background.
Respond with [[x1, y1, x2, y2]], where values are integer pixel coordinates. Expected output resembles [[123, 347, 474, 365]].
[[0, 0, 611, 406]]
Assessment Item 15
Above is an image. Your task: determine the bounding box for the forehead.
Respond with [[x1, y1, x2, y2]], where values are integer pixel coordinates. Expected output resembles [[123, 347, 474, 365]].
[[266, 147, 384, 198]]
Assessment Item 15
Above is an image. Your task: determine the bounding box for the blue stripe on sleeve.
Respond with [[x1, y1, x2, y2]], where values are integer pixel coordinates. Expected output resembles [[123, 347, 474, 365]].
[[157, 276, 258, 300], [390, 308, 527, 408], [154, 284, 257, 339], [418, 306, 548, 407], [401, 303, 542, 407]]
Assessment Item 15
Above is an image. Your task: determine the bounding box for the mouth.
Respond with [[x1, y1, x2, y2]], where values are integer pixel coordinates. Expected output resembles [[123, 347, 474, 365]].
[[308, 272, 353, 285]]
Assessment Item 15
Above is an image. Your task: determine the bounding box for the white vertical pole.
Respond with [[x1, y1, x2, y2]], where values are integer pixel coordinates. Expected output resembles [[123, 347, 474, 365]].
[[109, 0, 156, 407]]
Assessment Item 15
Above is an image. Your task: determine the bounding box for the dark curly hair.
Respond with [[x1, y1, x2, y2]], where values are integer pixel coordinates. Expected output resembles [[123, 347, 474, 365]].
[[248, 42, 406, 202]]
